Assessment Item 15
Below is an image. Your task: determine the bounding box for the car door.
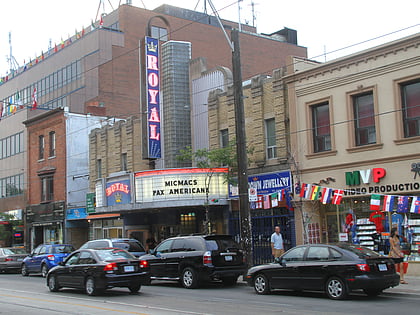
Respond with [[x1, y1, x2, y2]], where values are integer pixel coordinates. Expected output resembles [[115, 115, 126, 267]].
[[148, 240, 173, 277], [57, 252, 81, 287], [299, 246, 332, 291], [269, 246, 307, 290]]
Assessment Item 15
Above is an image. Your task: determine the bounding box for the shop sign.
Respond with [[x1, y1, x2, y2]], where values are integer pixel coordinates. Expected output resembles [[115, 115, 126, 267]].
[[135, 168, 228, 203], [229, 171, 292, 198], [66, 207, 87, 220], [145, 36, 161, 159], [106, 179, 132, 206], [86, 192, 96, 213]]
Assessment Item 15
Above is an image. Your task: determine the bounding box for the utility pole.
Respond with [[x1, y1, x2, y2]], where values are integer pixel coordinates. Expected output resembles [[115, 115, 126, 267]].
[[231, 29, 252, 268]]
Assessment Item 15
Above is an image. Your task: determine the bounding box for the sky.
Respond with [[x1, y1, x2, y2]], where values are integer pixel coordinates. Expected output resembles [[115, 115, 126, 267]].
[[0, 0, 419, 76]]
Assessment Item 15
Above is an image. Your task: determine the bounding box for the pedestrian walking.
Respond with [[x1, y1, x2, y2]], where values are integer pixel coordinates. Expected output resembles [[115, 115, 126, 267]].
[[271, 225, 284, 259], [389, 227, 407, 284]]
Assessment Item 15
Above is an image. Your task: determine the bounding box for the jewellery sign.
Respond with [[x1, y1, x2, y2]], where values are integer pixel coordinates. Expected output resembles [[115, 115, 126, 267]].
[[135, 168, 229, 203], [106, 179, 132, 206], [145, 36, 161, 159]]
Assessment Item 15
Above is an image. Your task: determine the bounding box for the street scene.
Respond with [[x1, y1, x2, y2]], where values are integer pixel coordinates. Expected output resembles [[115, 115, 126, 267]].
[[1, 0, 420, 314]]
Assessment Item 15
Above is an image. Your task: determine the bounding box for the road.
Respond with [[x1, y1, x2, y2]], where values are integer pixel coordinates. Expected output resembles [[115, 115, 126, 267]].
[[0, 272, 418, 315]]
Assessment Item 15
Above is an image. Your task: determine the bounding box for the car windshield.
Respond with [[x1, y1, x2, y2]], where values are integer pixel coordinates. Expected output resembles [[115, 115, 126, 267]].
[[339, 244, 382, 258], [52, 245, 74, 254], [96, 249, 135, 261], [205, 237, 240, 251], [113, 241, 145, 252], [3, 248, 26, 255]]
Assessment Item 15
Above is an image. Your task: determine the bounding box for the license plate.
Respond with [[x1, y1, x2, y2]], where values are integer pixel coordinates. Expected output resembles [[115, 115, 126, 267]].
[[224, 256, 233, 261], [124, 265, 135, 272], [378, 264, 387, 271]]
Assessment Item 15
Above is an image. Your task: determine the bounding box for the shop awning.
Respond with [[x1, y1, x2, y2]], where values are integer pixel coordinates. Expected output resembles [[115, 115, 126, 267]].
[[86, 213, 120, 220]]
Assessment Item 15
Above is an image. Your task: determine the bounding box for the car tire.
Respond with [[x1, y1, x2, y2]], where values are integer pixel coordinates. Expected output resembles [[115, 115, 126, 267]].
[[221, 276, 238, 286], [48, 274, 60, 292], [253, 273, 271, 295], [181, 267, 199, 289], [41, 264, 49, 278], [363, 289, 382, 297], [21, 264, 29, 277], [85, 276, 100, 296], [129, 284, 141, 294], [325, 277, 348, 300]]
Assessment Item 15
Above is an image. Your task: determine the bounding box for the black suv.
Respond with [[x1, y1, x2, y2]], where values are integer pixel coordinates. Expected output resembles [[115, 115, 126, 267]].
[[139, 235, 246, 289]]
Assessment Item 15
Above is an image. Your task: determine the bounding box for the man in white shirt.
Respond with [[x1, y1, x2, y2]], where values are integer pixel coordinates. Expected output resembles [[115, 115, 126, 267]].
[[271, 225, 284, 258]]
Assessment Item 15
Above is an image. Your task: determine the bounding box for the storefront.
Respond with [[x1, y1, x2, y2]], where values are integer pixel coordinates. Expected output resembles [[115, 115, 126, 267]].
[[90, 168, 230, 246], [299, 160, 420, 261]]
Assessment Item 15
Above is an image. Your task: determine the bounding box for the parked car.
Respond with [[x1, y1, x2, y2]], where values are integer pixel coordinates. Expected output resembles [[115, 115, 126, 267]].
[[139, 234, 246, 289], [246, 243, 400, 300], [80, 239, 146, 257], [21, 244, 74, 277], [46, 248, 150, 296], [0, 247, 28, 273]]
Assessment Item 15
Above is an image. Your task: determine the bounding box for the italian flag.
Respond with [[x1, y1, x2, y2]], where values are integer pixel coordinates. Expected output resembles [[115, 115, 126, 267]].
[[370, 194, 381, 211]]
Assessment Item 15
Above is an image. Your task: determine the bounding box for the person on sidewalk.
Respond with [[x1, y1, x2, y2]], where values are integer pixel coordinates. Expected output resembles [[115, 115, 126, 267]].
[[389, 227, 407, 284], [271, 225, 284, 259]]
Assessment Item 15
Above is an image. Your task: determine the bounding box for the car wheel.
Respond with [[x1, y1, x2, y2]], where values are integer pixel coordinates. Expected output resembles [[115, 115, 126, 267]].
[[129, 284, 141, 294], [21, 264, 29, 277], [221, 276, 238, 286], [48, 274, 60, 292], [181, 267, 199, 289], [363, 289, 382, 297], [41, 264, 49, 278], [85, 277, 99, 296], [326, 277, 348, 300], [253, 273, 270, 295]]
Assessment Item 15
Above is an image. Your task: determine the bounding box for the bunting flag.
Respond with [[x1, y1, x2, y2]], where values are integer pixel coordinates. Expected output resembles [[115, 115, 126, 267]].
[[32, 87, 38, 110], [271, 193, 278, 208], [410, 196, 420, 214], [370, 194, 381, 211], [332, 189, 344, 205], [397, 196, 409, 213], [321, 187, 332, 204], [310, 185, 321, 200], [382, 195, 395, 212]]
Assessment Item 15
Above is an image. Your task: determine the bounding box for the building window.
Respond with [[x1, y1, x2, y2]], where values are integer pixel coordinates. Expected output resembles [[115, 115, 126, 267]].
[[121, 153, 127, 172], [265, 118, 277, 159], [401, 80, 420, 138], [353, 92, 376, 146], [220, 129, 229, 148], [97, 159, 102, 179], [49, 131, 56, 157], [312, 102, 331, 153], [151, 26, 168, 41], [39, 135, 45, 160], [41, 176, 54, 202]]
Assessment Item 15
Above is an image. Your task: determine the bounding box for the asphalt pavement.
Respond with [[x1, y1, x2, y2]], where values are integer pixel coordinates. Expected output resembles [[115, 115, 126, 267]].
[[1, 272, 420, 315]]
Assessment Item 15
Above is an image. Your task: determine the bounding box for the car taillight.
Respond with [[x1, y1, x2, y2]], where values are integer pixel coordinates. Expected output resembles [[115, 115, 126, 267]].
[[203, 251, 212, 265], [47, 255, 55, 261], [139, 260, 149, 268], [103, 262, 118, 272], [356, 263, 370, 272]]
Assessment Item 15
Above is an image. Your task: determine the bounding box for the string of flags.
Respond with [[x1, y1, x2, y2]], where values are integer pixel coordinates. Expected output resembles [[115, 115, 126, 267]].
[[298, 182, 420, 214]]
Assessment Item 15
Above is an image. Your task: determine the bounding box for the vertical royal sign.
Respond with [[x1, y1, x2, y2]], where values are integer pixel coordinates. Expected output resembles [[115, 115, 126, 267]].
[[145, 36, 161, 158]]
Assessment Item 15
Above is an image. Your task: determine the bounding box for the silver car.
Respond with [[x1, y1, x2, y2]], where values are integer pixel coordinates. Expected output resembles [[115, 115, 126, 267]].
[[0, 247, 28, 272]]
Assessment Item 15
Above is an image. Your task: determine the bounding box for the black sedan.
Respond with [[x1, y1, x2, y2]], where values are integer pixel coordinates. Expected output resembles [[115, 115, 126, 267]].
[[46, 248, 150, 296], [246, 243, 400, 299]]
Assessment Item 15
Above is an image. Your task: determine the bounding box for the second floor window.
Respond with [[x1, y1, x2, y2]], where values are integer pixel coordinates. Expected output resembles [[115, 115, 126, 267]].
[[265, 118, 277, 159], [41, 176, 54, 202], [353, 92, 376, 146], [39, 135, 45, 160], [312, 102, 331, 153], [49, 131, 56, 157], [401, 80, 420, 138]]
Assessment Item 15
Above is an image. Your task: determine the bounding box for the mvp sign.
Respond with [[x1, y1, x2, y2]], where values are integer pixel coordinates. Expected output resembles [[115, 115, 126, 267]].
[[345, 168, 386, 186]]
